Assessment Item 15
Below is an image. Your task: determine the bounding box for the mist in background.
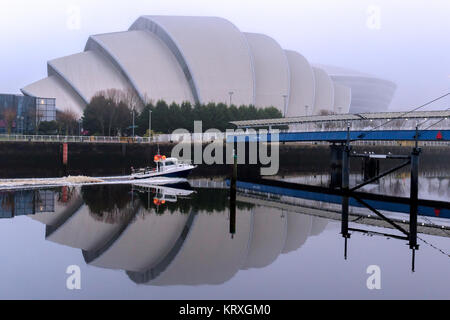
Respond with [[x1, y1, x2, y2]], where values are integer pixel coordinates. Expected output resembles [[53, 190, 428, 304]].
[[0, 0, 449, 111]]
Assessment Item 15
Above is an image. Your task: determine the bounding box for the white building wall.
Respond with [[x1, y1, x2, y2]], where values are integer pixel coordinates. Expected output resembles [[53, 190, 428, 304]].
[[21, 16, 396, 117], [130, 16, 255, 106], [331, 76, 396, 113], [21, 75, 85, 116], [312, 67, 335, 115], [85, 31, 194, 106], [48, 50, 133, 105], [333, 83, 351, 114], [245, 33, 290, 114], [316, 64, 397, 113], [285, 50, 315, 117]]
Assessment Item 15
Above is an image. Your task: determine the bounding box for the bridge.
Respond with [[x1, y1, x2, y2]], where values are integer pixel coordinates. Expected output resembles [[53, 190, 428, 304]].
[[229, 110, 450, 143], [228, 177, 450, 270], [228, 110, 450, 270]]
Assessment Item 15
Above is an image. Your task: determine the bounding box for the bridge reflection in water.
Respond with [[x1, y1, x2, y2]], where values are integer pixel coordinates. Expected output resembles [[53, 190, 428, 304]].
[[1, 178, 446, 286]]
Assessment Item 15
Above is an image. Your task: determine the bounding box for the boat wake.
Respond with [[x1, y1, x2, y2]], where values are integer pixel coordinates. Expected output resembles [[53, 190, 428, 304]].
[[0, 176, 189, 190], [0, 176, 105, 189]]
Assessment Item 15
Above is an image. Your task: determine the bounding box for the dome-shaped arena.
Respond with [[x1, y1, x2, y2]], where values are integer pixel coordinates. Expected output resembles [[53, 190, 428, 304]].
[[22, 16, 396, 117], [315, 64, 397, 114]]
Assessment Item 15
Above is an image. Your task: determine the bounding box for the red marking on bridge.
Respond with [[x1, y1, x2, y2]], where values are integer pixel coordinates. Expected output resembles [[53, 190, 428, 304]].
[[436, 131, 443, 140], [434, 209, 441, 217]]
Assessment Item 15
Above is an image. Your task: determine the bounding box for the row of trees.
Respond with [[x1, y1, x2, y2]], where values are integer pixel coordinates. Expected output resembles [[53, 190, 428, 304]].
[[135, 101, 282, 135], [2, 88, 283, 136], [81, 90, 283, 136]]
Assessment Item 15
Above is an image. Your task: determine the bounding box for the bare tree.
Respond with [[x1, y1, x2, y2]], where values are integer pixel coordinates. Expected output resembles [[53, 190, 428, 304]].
[[3, 108, 17, 134], [57, 109, 78, 135], [123, 87, 144, 111]]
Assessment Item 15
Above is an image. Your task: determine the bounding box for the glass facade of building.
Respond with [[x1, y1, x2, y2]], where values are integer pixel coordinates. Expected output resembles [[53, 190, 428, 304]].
[[0, 94, 56, 134], [36, 98, 57, 122]]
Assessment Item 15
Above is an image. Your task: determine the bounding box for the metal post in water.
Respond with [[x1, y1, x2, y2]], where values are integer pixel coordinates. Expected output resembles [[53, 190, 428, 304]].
[[132, 109, 135, 138], [341, 124, 351, 257], [148, 109, 152, 142], [409, 127, 420, 251], [342, 124, 351, 189], [230, 148, 237, 238]]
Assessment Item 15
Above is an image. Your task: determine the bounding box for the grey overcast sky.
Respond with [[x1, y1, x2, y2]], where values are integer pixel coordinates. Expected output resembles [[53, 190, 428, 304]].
[[1, 0, 449, 111]]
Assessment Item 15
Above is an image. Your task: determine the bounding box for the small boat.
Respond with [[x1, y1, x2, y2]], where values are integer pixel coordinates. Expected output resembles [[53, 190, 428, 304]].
[[131, 155, 196, 180], [133, 183, 195, 203]]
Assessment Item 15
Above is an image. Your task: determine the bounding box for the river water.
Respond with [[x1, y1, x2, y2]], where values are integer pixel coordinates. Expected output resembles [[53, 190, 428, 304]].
[[0, 169, 449, 299]]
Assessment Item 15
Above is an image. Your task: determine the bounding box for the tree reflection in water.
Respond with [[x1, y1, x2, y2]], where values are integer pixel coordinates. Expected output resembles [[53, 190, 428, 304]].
[[81, 184, 254, 224]]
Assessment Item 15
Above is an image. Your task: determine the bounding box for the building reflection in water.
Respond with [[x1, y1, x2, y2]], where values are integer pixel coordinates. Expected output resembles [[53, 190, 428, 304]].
[[1, 176, 446, 285], [1, 189, 56, 218], [23, 183, 328, 286]]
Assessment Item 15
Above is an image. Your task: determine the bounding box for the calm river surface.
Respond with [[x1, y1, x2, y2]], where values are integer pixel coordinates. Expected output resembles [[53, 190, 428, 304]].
[[0, 169, 449, 300]]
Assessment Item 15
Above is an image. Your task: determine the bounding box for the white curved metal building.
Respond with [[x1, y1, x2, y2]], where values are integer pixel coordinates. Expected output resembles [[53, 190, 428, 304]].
[[285, 50, 315, 117], [244, 33, 290, 114], [315, 64, 397, 114], [22, 16, 396, 117]]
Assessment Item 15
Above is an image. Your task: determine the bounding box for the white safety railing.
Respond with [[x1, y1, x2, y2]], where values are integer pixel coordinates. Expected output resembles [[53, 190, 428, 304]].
[[0, 134, 151, 143], [0, 133, 229, 144], [0, 132, 448, 147]]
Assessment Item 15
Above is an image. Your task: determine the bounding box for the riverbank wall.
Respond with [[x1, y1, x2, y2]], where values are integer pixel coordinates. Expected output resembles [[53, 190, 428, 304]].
[[0, 141, 448, 178]]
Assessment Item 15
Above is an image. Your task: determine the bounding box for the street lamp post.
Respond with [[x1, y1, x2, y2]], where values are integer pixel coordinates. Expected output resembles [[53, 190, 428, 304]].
[[148, 109, 152, 141], [282, 95, 288, 117], [132, 109, 135, 138]]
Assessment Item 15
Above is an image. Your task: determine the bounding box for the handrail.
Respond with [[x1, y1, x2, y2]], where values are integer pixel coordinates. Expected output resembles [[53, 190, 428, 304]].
[[0, 131, 449, 145]]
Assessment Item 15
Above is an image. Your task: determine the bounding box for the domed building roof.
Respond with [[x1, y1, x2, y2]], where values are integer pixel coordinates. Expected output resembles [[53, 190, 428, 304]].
[[314, 64, 397, 113], [22, 16, 396, 117]]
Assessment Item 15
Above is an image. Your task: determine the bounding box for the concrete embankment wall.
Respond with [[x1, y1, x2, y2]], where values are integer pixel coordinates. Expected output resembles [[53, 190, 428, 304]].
[[0, 141, 448, 178]]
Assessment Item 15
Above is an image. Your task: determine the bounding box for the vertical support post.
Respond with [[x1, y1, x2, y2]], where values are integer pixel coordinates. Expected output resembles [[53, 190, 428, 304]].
[[409, 128, 420, 251], [363, 158, 380, 182], [341, 124, 351, 257], [230, 148, 237, 238], [132, 109, 135, 138], [341, 194, 350, 260], [342, 124, 351, 191], [330, 144, 343, 189], [148, 109, 152, 140]]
